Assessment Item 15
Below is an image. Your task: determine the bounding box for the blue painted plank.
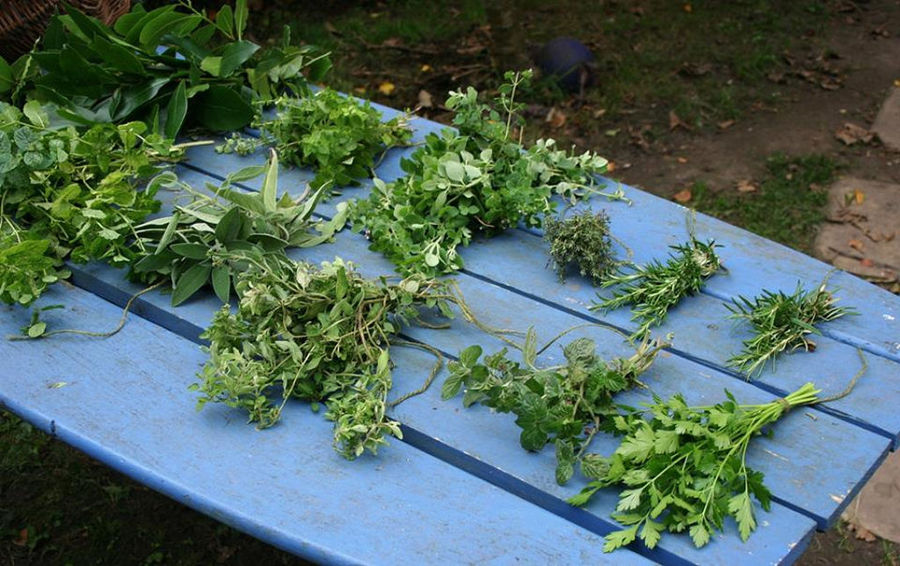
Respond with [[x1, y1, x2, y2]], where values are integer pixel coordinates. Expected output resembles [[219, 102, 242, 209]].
[[0, 284, 652, 566]]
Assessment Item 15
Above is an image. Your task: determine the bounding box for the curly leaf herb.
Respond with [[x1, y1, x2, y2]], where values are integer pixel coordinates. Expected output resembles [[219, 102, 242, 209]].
[[544, 209, 616, 284], [350, 70, 618, 277], [193, 255, 454, 459], [442, 332, 665, 484], [726, 281, 855, 377], [592, 238, 723, 340], [217, 89, 412, 189], [570, 383, 823, 551]]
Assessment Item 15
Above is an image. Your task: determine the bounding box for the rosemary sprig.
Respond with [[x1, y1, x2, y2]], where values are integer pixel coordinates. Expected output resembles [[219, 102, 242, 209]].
[[591, 238, 723, 340], [726, 281, 855, 377]]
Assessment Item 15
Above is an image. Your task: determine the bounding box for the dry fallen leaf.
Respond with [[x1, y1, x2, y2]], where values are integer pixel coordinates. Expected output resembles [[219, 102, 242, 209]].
[[673, 188, 692, 203], [683, 3, 693, 12], [737, 179, 758, 193], [417, 89, 433, 108], [593, 108, 607, 118], [860, 258, 875, 267], [849, 239, 865, 252], [669, 110, 691, 131], [545, 107, 567, 128], [606, 161, 616, 172], [835, 122, 875, 145], [895, 79, 900, 87], [420, 64, 433, 72], [676, 157, 688, 164], [381, 37, 403, 47], [718, 119, 735, 130], [377, 81, 396, 96]]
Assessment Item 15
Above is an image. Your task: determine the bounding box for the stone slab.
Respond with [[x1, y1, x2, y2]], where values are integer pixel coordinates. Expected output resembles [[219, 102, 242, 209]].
[[873, 87, 900, 152], [844, 450, 900, 544], [814, 177, 900, 285]]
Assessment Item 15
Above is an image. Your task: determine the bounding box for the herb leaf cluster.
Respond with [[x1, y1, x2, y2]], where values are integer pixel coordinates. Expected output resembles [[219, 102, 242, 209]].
[[131, 152, 345, 305], [217, 89, 412, 189], [350, 70, 612, 277], [726, 282, 855, 377], [442, 332, 664, 484], [194, 254, 454, 459], [0, 101, 182, 305], [592, 238, 723, 340], [3, 1, 331, 135], [570, 383, 821, 551], [544, 209, 615, 284]]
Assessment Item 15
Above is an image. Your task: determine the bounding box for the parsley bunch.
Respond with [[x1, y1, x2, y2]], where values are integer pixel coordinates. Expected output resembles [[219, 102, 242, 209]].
[[350, 70, 613, 277], [726, 281, 855, 377], [544, 209, 616, 284], [592, 238, 723, 340], [442, 332, 665, 485], [194, 255, 454, 459], [0, 101, 182, 305], [218, 89, 412, 189], [570, 383, 822, 551]]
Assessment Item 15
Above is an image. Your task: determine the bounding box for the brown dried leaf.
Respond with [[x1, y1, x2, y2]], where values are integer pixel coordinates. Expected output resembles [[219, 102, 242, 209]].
[[835, 123, 875, 145], [718, 119, 735, 130], [848, 239, 865, 252], [737, 179, 758, 193], [377, 81, 395, 96], [381, 37, 403, 47], [545, 107, 567, 128], [854, 188, 865, 204], [417, 89, 433, 108], [669, 110, 691, 131], [676, 157, 688, 164], [673, 189, 692, 203]]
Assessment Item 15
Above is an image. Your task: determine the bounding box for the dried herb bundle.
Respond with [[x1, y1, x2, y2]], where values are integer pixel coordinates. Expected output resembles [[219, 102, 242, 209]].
[[442, 331, 665, 484], [726, 281, 855, 377], [544, 209, 615, 284], [592, 238, 722, 340]]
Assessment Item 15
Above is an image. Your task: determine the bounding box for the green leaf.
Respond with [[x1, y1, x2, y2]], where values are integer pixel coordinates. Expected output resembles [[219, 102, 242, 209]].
[[171, 263, 211, 306], [218, 40, 259, 77], [214, 206, 243, 244], [0, 58, 14, 94], [441, 371, 465, 400], [215, 5, 234, 37], [91, 35, 146, 75], [640, 520, 664, 549], [139, 12, 202, 48], [27, 322, 47, 338], [235, 0, 249, 40], [459, 345, 482, 368], [603, 525, 638, 553], [170, 243, 209, 260], [211, 266, 231, 303], [519, 426, 547, 451], [616, 487, 643, 512], [689, 523, 710, 548], [22, 101, 49, 128], [193, 85, 254, 131], [113, 5, 148, 36], [728, 492, 756, 541], [522, 326, 537, 366], [260, 151, 279, 213], [199, 55, 222, 77], [164, 81, 188, 139], [554, 440, 575, 485], [155, 211, 181, 252], [110, 77, 171, 121]]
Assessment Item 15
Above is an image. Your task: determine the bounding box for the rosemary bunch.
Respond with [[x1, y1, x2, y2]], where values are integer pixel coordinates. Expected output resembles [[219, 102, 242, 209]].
[[570, 383, 823, 551], [442, 331, 666, 485], [726, 281, 855, 377], [591, 238, 723, 340], [544, 209, 616, 284]]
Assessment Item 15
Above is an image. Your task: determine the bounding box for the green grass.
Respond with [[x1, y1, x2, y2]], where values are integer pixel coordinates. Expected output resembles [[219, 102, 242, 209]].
[[690, 154, 838, 254]]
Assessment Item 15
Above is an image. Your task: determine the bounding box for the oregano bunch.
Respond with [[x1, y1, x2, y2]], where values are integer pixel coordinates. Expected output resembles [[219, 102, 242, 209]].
[[544, 209, 615, 284], [569, 383, 823, 551], [592, 238, 723, 340], [350, 70, 618, 277], [442, 331, 666, 485], [726, 281, 855, 377], [0, 101, 182, 305], [217, 89, 412, 189], [193, 254, 455, 459]]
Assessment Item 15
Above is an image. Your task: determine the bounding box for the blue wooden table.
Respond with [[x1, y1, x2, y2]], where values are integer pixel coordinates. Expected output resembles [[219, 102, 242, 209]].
[[2, 104, 899, 565]]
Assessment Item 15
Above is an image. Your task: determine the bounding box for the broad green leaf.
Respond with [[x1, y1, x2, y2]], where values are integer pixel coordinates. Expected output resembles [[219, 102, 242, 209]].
[[139, 13, 202, 48], [109, 77, 170, 121], [217, 187, 266, 215], [199, 55, 222, 77], [459, 345, 482, 368], [91, 35, 146, 75], [60, 6, 110, 41], [164, 81, 188, 139], [443, 160, 465, 183], [218, 40, 259, 77], [225, 165, 266, 184], [171, 263, 211, 306], [170, 243, 209, 260], [214, 206, 242, 244], [522, 326, 537, 366], [192, 85, 254, 131], [440, 372, 465, 400], [113, 5, 148, 36], [27, 322, 47, 338], [211, 266, 231, 303], [215, 5, 234, 37], [156, 211, 181, 251], [22, 101, 48, 128], [0, 58, 13, 94], [554, 440, 575, 485]]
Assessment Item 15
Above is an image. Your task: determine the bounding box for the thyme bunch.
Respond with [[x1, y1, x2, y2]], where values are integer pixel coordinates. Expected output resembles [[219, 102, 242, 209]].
[[544, 209, 616, 284], [592, 238, 723, 340], [726, 281, 855, 377]]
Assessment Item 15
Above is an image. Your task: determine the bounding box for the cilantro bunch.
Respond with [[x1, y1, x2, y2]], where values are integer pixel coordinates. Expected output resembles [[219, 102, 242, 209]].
[[726, 281, 855, 377], [194, 255, 454, 459], [0, 101, 182, 305], [592, 238, 723, 340], [218, 89, 412, 189], [442, 332, 665, 485], [350, 70, 612, 277], [570, 383, 822, 551]]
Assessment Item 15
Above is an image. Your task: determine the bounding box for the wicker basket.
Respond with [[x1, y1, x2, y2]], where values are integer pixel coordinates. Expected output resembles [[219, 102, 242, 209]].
[[0, 0, 131, 61]]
